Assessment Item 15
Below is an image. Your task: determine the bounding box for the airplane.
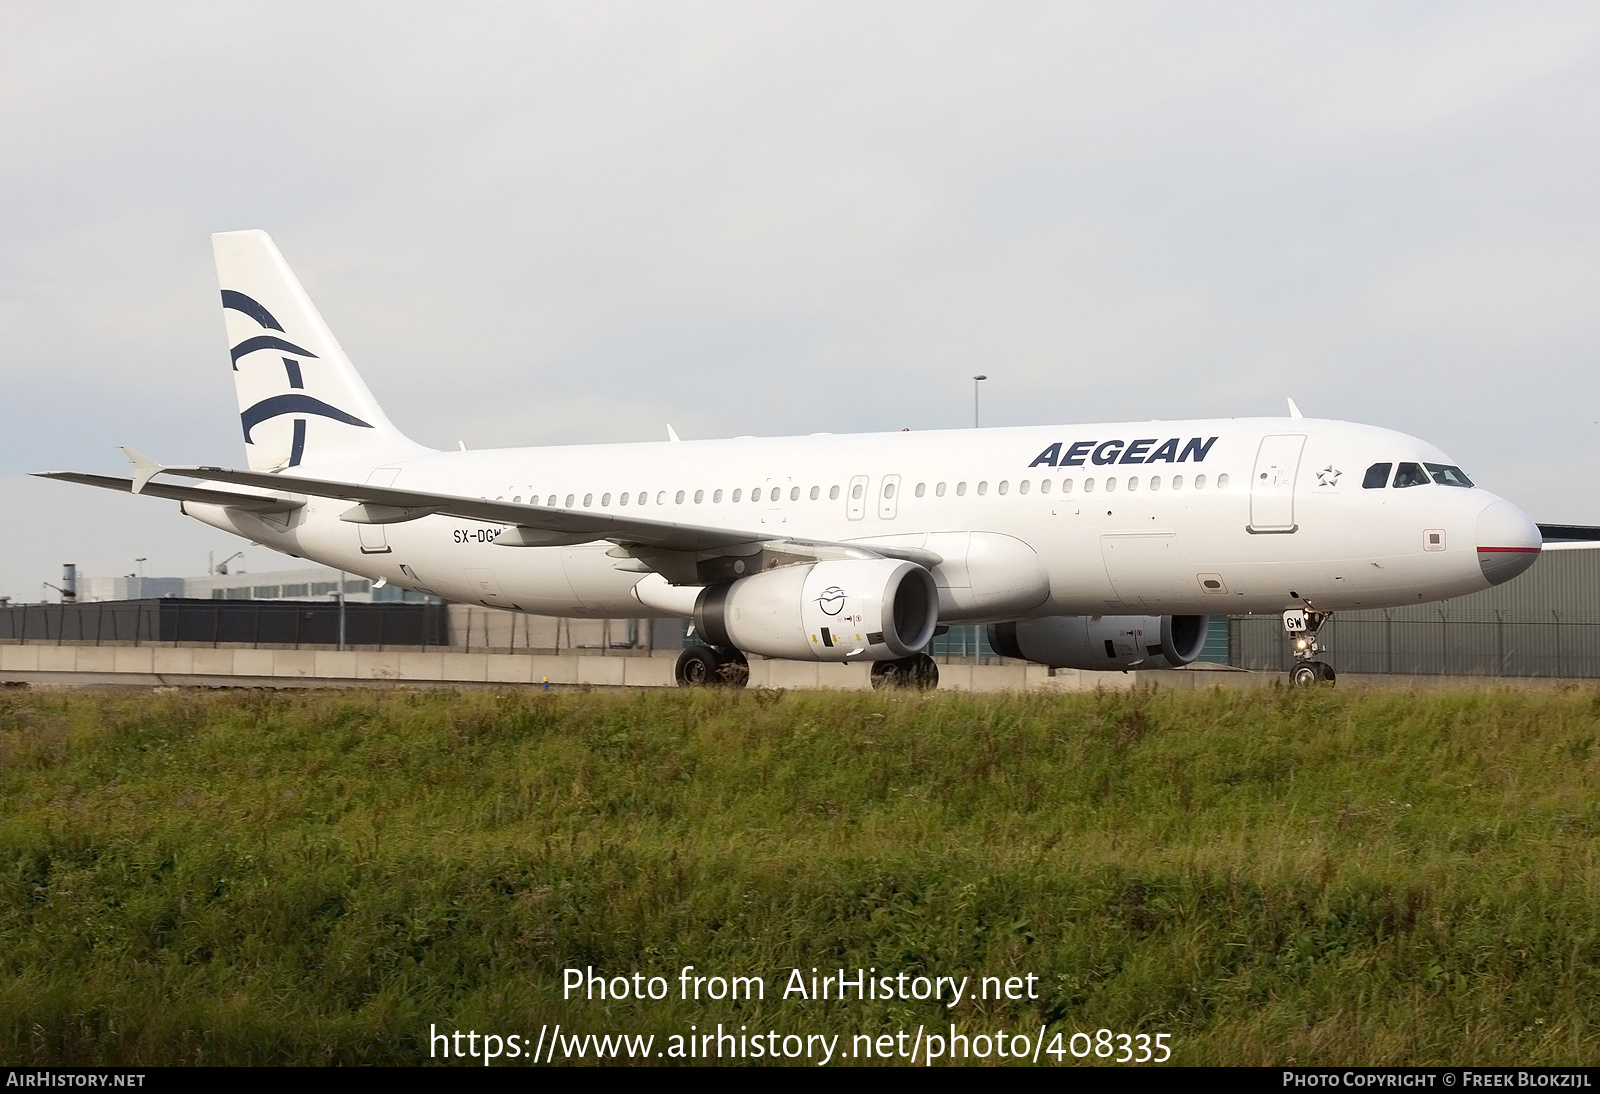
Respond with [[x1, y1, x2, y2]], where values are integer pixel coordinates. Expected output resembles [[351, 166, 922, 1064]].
[[38, 230, 1544, 689]]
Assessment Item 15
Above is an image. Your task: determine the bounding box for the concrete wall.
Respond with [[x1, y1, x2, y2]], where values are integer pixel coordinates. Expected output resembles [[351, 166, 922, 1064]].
[[6, 641, 1581, 691], [0, 641, 1274, 691]]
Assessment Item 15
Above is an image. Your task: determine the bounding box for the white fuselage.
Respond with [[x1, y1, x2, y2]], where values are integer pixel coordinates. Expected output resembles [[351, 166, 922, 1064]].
[[180, 415, 1540, 624]]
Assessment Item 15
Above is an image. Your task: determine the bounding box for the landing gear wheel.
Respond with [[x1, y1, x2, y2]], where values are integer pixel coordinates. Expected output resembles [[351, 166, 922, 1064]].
[[675, 646, 718, 687], [870, 654, 940, 691], [675, 645, 750, 688], [714, 649, 750, 688], [1317, 661, 1336, 684], [1290, 663, 1320, 688], [870, 660, 905, 690]]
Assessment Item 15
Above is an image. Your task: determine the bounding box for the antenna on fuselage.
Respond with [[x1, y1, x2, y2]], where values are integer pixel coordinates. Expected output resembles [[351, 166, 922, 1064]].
[[1287, 398, 1304, 419]]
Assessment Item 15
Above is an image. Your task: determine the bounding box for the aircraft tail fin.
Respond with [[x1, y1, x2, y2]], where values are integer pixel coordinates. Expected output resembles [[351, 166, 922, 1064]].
[[212, 230, 429, 471]]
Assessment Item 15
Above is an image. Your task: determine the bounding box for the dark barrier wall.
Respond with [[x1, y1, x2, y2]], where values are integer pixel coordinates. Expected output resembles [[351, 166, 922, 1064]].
[[0, 599, 448, 648]]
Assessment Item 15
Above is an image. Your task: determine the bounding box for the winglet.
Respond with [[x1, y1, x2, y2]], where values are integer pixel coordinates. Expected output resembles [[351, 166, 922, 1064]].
[[1287, 397, 1304, 419], [120, 446, 163, 494], [667, 425, 681, 443]]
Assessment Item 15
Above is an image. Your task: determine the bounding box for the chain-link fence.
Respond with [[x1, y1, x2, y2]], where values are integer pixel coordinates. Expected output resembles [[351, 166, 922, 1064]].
[[1230, 610, 1600, 678]]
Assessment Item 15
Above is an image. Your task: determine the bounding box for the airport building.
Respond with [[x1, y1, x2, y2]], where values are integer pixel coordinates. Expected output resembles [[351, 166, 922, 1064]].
[[77, 565, 435, 605]]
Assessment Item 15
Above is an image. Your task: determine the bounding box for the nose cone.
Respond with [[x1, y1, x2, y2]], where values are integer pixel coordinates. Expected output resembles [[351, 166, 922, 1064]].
[[1477, 499, 1542, 586]]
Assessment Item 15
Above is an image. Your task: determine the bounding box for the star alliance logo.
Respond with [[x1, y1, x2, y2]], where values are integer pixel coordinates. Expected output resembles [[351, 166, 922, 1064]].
[[1316, 465, 1342, 487]]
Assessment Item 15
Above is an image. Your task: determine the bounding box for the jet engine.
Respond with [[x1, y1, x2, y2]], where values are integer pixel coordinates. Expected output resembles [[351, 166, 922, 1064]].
[[987, 614, 1208, 671], [695, 559, 938, 662]]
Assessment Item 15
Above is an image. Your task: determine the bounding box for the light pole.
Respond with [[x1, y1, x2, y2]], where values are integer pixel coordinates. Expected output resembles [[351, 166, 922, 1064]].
[[134, 557, 147, 599], [973, 375, 987, 428]]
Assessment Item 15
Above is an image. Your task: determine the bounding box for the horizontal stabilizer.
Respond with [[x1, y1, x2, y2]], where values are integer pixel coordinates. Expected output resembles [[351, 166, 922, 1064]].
[[33, 472, 304, 514]]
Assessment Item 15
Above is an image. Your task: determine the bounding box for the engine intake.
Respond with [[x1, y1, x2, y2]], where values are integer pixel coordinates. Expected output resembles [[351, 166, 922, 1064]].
[[988, 614, 1208, 670], [696, 559, 938, 662]]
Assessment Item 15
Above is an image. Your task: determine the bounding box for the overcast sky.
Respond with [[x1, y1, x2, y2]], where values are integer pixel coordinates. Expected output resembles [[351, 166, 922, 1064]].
[[3, 2, 1599, 598]]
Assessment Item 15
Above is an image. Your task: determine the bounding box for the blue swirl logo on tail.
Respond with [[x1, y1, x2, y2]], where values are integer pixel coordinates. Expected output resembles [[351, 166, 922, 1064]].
[[223, 290, 372, 466]]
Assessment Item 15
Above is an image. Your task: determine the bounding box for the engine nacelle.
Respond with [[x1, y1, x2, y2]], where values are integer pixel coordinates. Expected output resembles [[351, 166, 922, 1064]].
[[696, 559, 938, 662], [988, 615, 1208, 671]]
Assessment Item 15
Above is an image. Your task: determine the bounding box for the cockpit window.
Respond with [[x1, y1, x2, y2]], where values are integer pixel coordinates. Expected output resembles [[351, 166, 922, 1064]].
[[1426, 463, 1473, 488], [1363, 463, 1392, 489], [1393, 462, 1430, 488]]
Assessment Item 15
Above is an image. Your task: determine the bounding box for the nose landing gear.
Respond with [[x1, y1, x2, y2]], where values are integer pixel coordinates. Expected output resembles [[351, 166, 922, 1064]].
[[1283, 607, 1336, 686]]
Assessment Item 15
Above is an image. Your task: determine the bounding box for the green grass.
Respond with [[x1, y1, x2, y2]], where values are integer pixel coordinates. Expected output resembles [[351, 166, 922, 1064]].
[[1, 685, 1598, 1065]]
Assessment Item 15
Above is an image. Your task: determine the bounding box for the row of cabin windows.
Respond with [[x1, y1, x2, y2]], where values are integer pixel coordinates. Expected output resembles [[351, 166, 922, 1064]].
[[1362, 462, 1474, 490], [494, 473, 1231, 509]]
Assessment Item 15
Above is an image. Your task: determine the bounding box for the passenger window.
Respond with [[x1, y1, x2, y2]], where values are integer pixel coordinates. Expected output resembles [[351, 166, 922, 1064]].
[[657, 491, 667, 505], [1172, 475, 1183, 490], [956, 482, 967, 496], [1062, 479, 1073, 494], [732, 488, 742, 502], [601, 493, 611, 506], [620, 492, 629, 506], [1217, 474, 1228, 489], [1194, 474, 1205, 490], [977, 481, 988, 496], [752, 487, 762, 502], [811, 486, 820, 500], [547, 495, 557, 506], [1363, 463, 1392, 489], [1084, 479, 1095, 493], [851, 483, 863, 500], [997, 480, 1008, 495], [915, 483, 926, 498], [583, 493, 593, 506], [1105, 477, 1116, 492], [675, 490, 685, 504], [830, 485, 840, 500], [694, 489, 704, 504], [1019, 480, 1029, 494], [1393, 463, 1429, 488], [713, 489, 723, 503], [565, 494, 575, 507], [936, 482, 946, 497], [884, 482, 896, 499], [1040, 479, 1051, 494], [512, 495, 521, 504], [1427, 463, 1474, 488], [790, 486, 800, 501], [1149, 476, 1160, 491]]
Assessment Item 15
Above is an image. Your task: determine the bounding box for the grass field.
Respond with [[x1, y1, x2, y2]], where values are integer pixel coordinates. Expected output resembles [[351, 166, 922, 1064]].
[[1, 684, 1597, 1066]]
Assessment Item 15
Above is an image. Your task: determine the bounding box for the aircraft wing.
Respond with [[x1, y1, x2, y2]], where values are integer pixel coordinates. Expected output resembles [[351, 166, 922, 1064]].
[[32, 471, 304, 514], [127, 463, 942, 569]]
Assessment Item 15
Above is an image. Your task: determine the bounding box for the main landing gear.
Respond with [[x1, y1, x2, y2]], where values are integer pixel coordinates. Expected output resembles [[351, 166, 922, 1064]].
[[870, 653, 940, 691], [1283, 607, 1336, 687], [674, 644, 750, 688]]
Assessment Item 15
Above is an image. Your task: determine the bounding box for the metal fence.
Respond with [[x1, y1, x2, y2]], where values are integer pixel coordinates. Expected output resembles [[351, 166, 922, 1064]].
[[1228, 549, 1600, 678], [1231, 611, 1600, 678], [0, 599, 447, 649]]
